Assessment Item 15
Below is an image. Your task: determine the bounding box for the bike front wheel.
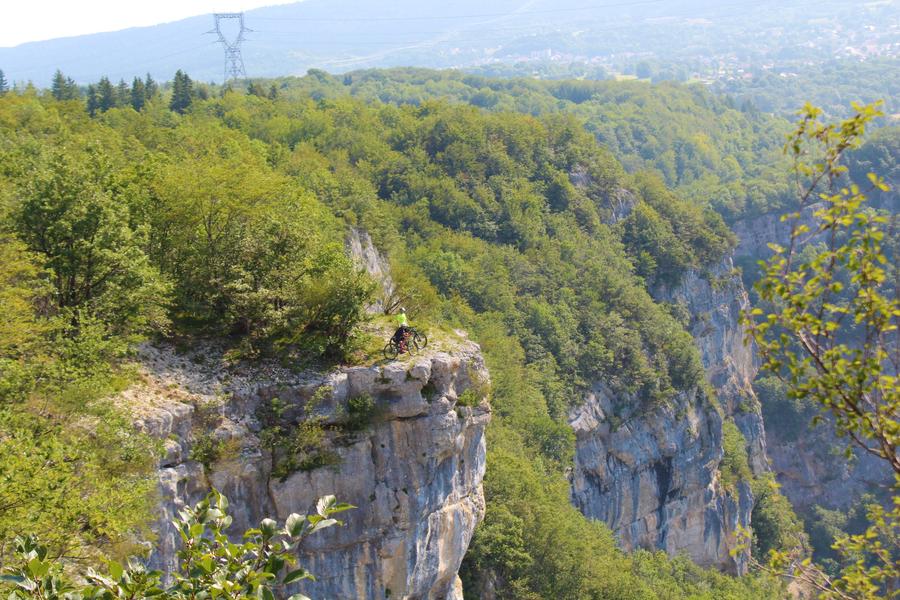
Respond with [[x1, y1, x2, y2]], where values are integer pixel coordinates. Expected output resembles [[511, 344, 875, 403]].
[[413, 331, 427, 349]]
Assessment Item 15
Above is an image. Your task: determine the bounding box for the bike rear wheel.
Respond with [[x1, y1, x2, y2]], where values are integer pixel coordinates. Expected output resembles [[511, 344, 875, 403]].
[[383, 341, 399, 361]]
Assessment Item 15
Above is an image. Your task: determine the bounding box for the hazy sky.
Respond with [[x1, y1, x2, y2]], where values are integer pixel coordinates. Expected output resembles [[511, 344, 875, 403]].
[[1, 0, 299, 47]]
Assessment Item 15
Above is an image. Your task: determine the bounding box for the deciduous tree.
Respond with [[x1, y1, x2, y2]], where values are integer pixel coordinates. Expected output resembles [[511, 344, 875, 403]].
[[744, 101, 899, 599]]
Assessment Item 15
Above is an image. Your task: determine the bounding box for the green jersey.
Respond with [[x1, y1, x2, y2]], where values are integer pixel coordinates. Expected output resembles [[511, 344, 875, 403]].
[[397, 313, 408, 326]]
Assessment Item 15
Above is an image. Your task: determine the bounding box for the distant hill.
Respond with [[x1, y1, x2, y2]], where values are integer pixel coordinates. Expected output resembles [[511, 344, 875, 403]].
[[1, 0, 895, 87]]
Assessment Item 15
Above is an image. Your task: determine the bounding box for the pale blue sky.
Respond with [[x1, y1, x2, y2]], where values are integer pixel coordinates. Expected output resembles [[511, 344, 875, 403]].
[[1, 0, 298, 47]]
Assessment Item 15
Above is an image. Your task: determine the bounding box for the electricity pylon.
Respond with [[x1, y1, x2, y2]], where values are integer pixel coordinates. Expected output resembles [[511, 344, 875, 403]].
[[208, 13, 251, 83]]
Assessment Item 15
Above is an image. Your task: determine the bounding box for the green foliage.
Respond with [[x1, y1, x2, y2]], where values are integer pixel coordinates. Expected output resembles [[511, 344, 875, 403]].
[[0, 232, 157, 563], [169, 70, 193, 114], [13, 146, 171, 339], [754, 375, 816, 439], [749, 474, 808, 559], [745, 101, 900, 598], [257, 393, 341, 480], [343, 393, 379, 431], [846, 125, 900, 207], [188, 433, 233, 470], [147, 122, 373, 357], [0, 490, 352, 599], [277, 68, 795, 220], [0, 236, 47, 361], [713, 58, 900, 120], [720, 419, 806, 561], [804, 500, 873, 576], [457, 388, 481, 408], [720, 419, 753, 492], [0, 73, 793, 598], [130, 76, 146, 111], [50, 69, 79, 101]]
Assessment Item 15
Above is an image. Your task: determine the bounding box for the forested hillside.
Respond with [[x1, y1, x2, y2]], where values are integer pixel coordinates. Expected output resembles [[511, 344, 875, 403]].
[[0, 80, 794, 598], [262, 68, 796, 221]]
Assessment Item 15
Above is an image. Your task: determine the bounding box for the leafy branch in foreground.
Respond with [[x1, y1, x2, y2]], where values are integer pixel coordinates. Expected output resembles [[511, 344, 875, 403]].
[[0, 490, 353, 600], [742, 101, 899, 599]]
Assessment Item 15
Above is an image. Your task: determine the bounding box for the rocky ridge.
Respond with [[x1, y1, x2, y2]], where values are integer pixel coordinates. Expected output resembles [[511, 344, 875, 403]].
[[127, 340, 490, 600]]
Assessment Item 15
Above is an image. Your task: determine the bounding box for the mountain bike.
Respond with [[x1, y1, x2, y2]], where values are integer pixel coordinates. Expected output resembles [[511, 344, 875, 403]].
[[383, 327, 428, 360]]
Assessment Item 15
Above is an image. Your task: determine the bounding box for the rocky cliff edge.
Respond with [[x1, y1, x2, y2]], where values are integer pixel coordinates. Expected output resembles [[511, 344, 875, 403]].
[[124, 339, 491, 600]]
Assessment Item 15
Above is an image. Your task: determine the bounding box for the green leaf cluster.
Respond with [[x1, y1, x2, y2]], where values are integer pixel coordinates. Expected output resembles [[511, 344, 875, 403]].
[[745, 101, 900, 598], [0, 490, 353, 600]]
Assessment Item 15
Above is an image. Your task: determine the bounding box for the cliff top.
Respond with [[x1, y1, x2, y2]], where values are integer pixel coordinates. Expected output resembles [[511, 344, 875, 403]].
[[122, 327, 486, 428]]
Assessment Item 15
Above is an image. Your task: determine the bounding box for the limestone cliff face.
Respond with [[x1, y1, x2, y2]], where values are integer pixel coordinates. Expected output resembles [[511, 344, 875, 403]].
[[731, 203, 823, 259], [347, 228, 395, 315], [654, 258, 768, 474], [130, 341, 490, 600], [569, 384, 752, 573], [569, 257, 764, 573]]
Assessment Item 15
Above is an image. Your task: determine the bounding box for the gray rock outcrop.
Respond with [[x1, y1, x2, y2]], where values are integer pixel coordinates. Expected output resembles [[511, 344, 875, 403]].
[[129, 341, 490, 600], [654, 258, 768, 474], [347, 228, 395, 314], [569, 383, 752, 574], [569, 257, 764, 573]]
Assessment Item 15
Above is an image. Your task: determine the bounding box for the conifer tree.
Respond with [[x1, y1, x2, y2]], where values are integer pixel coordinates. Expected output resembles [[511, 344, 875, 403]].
[[116, 78, 129, 106], [169, 70, 193, 114], [85, 84, 99, 116], [130, 76, 146, 111], [0, 69, 9, 95], [50, 69, 67, 100], [96, 76, 116, 112], [64, 76, 78, 99], [50, 70, 78, 101], [144, 73, 158, 99]]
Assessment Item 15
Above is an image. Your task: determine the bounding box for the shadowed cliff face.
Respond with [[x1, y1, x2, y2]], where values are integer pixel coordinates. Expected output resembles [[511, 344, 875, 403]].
[[569, 257, 763, 574], [569, 384, 752, 574], [129, 341, 490, 600]]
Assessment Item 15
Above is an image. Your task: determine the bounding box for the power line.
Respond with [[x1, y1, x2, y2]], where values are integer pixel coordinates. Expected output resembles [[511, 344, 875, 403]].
[[252, 0, 671, 22], [249, 0, 821, 49]]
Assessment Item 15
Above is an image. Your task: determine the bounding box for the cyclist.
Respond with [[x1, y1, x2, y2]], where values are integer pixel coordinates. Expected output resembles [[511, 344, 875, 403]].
[[391, 307, 411, 350]]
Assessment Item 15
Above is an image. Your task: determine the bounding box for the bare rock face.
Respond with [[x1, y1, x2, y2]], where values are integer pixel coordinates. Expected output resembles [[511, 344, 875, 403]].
[[347, 228, 395, 314], [654, 258, 768, 474], [130, 342, 490, 600], [569, 257, 764, 574], [570, 384, 751, 574], [731, 203, 824, 259], [764, 419, 889, 514]]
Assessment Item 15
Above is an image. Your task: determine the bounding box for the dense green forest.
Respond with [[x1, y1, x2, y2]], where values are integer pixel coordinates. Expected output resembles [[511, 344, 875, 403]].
[[262, 68, 797, 222], [0, 73, 803, 598]]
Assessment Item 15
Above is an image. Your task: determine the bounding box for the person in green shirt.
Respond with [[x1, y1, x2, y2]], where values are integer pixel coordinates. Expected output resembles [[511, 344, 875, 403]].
[[391, 307, 411, 348]]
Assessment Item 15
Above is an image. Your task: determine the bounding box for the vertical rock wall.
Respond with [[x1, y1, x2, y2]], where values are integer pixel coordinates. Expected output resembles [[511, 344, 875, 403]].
[[569, 257, 765, 573], [131, 342, 490, 600]]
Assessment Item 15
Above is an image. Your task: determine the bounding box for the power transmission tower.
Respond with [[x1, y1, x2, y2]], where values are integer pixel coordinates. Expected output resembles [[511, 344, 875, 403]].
[[208, 13, 251, 83]]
